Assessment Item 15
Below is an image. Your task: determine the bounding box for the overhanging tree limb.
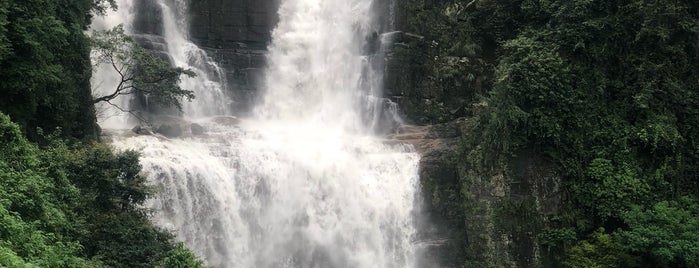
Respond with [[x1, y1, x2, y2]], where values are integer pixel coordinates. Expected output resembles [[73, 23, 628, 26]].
[[104, 100, 150, 125], [90, 25, 195, 112]]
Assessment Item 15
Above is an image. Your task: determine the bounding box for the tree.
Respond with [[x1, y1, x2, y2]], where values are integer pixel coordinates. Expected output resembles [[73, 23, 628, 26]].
[[563, 228, 638, 268], [0, 0, 100, 141], [91, 0, 117, 16], [0, 0, 8, 62], [90, 25, 195, 116], [0, 113, 98, 267], [0, 113, 206, 267], [157, 242, 205, 268], [618, 197, 699, 267]]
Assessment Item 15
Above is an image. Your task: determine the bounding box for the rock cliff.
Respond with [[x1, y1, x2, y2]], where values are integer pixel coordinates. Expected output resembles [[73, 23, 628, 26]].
[[126, 0, 279, 115], [189, 0, 280, 114], [382, 1, 565, 266], [387, 115, 562, 267]]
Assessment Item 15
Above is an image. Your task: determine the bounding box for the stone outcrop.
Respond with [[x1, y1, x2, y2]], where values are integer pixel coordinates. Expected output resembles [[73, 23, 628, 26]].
[[131, 116, 209, 138], [132, 0, 168, 58], [211, 116, 241, 126], [155, 123, 184, 138], [132, 125, 154, 135]]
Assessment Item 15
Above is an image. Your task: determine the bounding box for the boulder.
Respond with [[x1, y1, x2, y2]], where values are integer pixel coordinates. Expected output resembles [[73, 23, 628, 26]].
[[132, 125, 154, 135], [155, 124, 183, 138], [212, 116, 241, 126], [191, 123, 205, 135]]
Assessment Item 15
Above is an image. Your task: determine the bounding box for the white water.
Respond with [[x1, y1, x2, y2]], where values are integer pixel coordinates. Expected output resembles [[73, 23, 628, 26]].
[[159, 0, 230, 117], [94, 0, 422, 267], [91, 0, 228, 125]]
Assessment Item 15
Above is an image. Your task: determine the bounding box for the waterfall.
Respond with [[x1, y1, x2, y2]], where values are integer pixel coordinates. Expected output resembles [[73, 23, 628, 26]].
[[91, 0, 229, 121], [94, 0, 423, 267], [158, 0, 230, 117]]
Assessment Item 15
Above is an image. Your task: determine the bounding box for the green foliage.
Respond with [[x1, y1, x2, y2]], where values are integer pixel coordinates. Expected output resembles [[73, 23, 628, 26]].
[[0, 206, 97, 267], [0, 0, 8, 61], [396, 0, 490, 124], [618, 197, 699, 267], [91, 0, 117, 15], [91, 25, 195, 113], [133, 48, 196, 111], [41, 138, 178, 268], [157, 242, 204, 268], [0, 113, 203, 267], [538, 227, 576, 250], [573, 158, 649, 222], [84, 212, 174, 268], [468, 0, 697, 265], [0, 113, 97, 267], [0, 0, 202, 265], [402, 0, 698, 266], [563, 228, 638, 268], [0, 0, 99, 142], [479, 35, 584, 163], [57, 143, 150, 212]]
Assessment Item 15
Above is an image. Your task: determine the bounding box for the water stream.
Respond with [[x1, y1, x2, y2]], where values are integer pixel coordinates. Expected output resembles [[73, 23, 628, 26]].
[[92, 0, 423, 267]]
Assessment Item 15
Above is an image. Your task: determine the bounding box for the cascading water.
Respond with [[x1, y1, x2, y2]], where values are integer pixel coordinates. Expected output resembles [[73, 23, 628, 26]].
[[94, 0, 424, 267], [158, 0, 230, 117], [91, 0, 229, 124]]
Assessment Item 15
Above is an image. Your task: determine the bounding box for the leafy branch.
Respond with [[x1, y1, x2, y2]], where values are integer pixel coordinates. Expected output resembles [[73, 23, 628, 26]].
[[90, 25, 195, 113]]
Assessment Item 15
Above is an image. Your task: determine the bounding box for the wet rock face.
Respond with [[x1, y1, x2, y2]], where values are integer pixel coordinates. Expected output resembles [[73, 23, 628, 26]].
[[386, 120, 466, 267], [131, 0, 170, 60], [388, 119, 562, 268], [189, 0, 279, 50], [189, 0, 280, 114], [185, 0, 409, 116], [133, 0, 164, 36], [125, 0, 281, 116], [129, 0, 175, 115]]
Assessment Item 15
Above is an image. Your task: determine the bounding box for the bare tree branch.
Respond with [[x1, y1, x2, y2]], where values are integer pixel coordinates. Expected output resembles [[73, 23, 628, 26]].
[[104, 100, 151, 126], [90, 25, 196, 116]]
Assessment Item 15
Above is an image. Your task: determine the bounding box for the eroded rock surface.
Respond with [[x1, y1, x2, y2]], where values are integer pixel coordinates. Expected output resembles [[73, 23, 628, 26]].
[[189, 0, 280, 114], [387, 118, 562, 267]]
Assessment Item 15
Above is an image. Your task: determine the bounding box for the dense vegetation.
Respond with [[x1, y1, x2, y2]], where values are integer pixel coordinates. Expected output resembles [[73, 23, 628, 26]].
[[0, 114, 203, 267], [401, 0, 697, 267], [0, 0, 104, 141], [0, 0, 203, 267]]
